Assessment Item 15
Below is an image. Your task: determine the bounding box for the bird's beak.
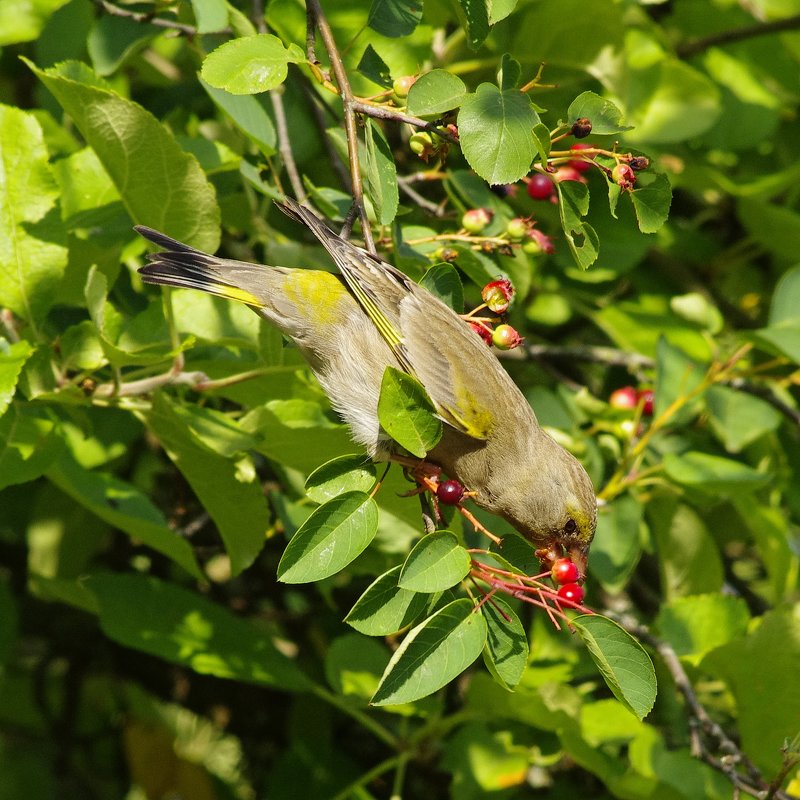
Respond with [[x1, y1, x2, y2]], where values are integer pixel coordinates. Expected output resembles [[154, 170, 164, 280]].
[[567, 543, 590, 582]]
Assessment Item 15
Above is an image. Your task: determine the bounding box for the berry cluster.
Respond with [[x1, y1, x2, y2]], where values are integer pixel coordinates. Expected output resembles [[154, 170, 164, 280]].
[[462, 278, 524, 351], [551, 557, 585, 605]]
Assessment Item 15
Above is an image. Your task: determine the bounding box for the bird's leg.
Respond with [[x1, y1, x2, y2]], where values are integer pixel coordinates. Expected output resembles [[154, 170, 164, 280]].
[[389, 454, 503, 545]]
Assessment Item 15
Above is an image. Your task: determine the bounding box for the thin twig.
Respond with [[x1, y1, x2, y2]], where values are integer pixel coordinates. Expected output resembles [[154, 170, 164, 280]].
[[398, 180, 445, 216], [93, 0, 200, 35], [351, 100, 459, 144], [305, 0, 376, 252], [677, 14, 800, 58], [270, 87, 307, 202]]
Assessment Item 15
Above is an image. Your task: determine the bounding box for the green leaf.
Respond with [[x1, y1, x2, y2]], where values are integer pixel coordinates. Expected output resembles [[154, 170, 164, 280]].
[[488, 0, 516, 24], [372, 599, 487, 705], [191, 0, 229, 33], [277, 492, 379, 583], [407, 70, 467, 117], [144, 394, 269, 576], [325, 633, 388, 702], [630, 171, 672, 234], [201, 34, 304, 95], [567, 91, 631, 135], [589, 495, 642, 594], [88, 573, 310, 691], [557, 180, 599, 270], [0, 105, 67, 327], [27, 59, 220, 251], [305, 454, 377, 504], [201, 79, 276, 154], [368, 0, 423, 37], [345, 565, 429, 635], [656, 594, 750, 665], [0, 404, 64, 491], [458, 84, 539, 185], [769, 264, 800, 326], [0, 341, 34, 418], [497, 53, 521, 91], [482, 596, 528, 690], [663, 451, 770, 494], [448, 244, 501, 287], [364, 119, 399, 225], [705, 385, 782, 453], [87, 14, 154, 76], [46, 452, 202, 579], [572, 615, 657, 721], [703, 605, 800, 774], [458, 0, 490, 50], [357, 43, 392, 89], [419, 263, 464, 311], [399, 531, 471, 592], [655, 336, 707, 421], [753, 323, 800, 364], [378, 367, 442, 458], [531, 122, 551, 165]]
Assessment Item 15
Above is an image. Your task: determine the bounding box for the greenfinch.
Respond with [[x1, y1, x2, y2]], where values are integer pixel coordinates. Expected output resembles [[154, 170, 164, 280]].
[[137, 199, 597, 575]]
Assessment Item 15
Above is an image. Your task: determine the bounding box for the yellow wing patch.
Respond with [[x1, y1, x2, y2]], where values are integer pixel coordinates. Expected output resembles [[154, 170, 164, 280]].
[[281, 270, 348, 326], [440, 383, 494, 440]]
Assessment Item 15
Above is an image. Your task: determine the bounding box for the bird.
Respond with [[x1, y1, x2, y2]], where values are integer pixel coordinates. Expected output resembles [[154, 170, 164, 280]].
[[136, 199, 597, 577]]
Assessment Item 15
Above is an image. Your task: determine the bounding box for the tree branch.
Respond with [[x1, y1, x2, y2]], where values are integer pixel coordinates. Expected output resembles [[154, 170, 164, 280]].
[[92, 0, 200, 36], [351, 100, 459, 144], [677, 14, 800, 58]]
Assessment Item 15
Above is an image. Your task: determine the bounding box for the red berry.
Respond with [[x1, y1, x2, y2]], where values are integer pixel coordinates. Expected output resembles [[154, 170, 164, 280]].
[[481, 277, 514, 313], [462, 207, 493, 234], [637, 388, 654, 416], [609, 386, 638, 410], [557, 583, 585, 605], [492, 324, 523, 350], [469, 321, 493, 346], [437, 479, 465, 505], [611, 163, 636, 189], [569, 143, 594, 173], [571, 117, 592, 138], [551, 558, 580, 585], [526, 173, 555, 201]]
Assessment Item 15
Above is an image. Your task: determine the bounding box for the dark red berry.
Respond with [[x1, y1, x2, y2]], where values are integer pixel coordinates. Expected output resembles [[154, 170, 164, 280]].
[[551, 558, 580, 585], [557, 583, 585, 605], [569, 143, 594, 173], [526, 173, 555, 201], [437, 479, 465, 505], [469, 321, 493, 346], [609, 386, 638, 410], [629, 155, 649, 171], [637, 388, 654, 416], [571, 117, 592, 138]]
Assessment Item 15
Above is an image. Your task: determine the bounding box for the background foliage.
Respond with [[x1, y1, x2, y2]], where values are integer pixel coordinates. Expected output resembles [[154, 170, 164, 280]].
[[1, 0, 800, 797]]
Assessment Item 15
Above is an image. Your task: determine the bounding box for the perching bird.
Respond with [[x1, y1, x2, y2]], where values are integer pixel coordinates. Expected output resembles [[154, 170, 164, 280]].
[[136, 199, 597, 575]]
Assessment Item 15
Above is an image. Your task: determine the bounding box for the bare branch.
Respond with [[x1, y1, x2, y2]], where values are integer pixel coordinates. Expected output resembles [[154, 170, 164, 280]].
[[678, 14, 800, 58], [92, 0, 200, 36]]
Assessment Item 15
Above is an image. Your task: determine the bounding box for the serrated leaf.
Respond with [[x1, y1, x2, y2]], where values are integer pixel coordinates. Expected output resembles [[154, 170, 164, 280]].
[[305, 454, 377, 504], [482, 596, 528, 690], [630, 171, 672, 234], [378, 367, 442, 458], [357, 43, 392, 89], [419, 263, 464, 311], [372, 599, 487, 705], [567, 91, 632, 135], [458, 84, 539, 185], [573, 615, 656, 721], [0, 105, 67, 327], [459, 0, 490, 50], [0, 341, 34, 418], [364, 119, 398, 225], [368, 0, 422, 37], [407, 69, 467, 117], [201, 34, 304, 95], [201, 78, 276, 154], [345, 565, 429, 635], [88, 573, 310, 691], [531, 122, 551, 164], [399, 531, 471, 592], [557, 180, 599, 270], [277, 492, 378, 583], [46, 452, 202, 579], [144, 394, 269, 576], [27, 59, 219, 250]]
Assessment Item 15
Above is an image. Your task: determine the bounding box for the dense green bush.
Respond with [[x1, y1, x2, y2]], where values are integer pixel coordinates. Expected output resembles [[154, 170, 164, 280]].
[[1, 0, 799, 797]]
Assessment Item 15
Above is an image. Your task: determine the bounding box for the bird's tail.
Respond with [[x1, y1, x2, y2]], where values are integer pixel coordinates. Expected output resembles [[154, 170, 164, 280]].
[[136, 226, 269, 307]]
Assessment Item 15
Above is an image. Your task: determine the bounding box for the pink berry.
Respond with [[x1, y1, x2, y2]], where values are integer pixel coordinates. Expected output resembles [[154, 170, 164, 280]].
[[481, 277, 514, 313], [522, 228, 555, 255], [462, 207, 493, 234], [437, 479, 465, 505], [554, 166, 584, 184], [526, 173, 555, 201], [492, 324, 523, 350], [611, 163, 636, 189], [505, 217, 529, 240], [551, 558, 580, 585], [557, 583, 585, 605], [609, 386, 638, 410]]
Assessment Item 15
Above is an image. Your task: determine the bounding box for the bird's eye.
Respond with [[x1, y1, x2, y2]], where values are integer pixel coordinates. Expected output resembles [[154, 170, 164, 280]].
[[564, 518, 577, 534]]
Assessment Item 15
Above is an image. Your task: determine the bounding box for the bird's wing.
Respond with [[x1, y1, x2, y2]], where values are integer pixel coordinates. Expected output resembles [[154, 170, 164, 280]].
[[280, 199, 522, 441]]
